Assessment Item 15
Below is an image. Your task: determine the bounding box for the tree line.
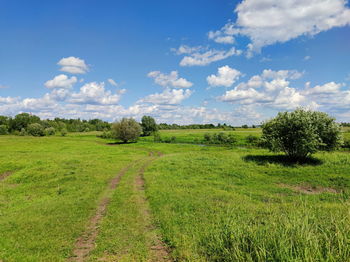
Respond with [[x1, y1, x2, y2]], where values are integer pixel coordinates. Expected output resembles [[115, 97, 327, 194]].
[[0, 113, 111, 136]]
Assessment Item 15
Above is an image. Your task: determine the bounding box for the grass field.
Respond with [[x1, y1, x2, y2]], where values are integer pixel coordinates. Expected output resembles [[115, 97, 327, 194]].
[[0, 130, 349, 261]]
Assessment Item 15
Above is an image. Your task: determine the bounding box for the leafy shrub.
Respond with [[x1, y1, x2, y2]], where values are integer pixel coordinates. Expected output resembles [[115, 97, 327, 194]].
[[203, 132, 236, 145], [153, 132, 162, 142], [61, 128, 68, 137], [246, 135, 259, 145], [204, 133, 212, 143], [262, 109, 342, 159], [0, 125, 8, 135], [27, 123, 45, 137], [44, 127, 56, 136], [342, 139, 350, 149], [19, 128, 27, 136], [112, 118, 142, 143], [99, 130, 113, 139]]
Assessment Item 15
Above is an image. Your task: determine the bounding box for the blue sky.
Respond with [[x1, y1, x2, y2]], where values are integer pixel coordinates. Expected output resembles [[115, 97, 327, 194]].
[[1, 0, 350, 125]]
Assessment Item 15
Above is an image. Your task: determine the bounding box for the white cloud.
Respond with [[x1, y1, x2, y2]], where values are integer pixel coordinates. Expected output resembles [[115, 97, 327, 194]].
[[218, 69, 307, 110], [148, 71, 193, 88], [180, 47, 242, 66], [139, 88, 192, 105], [44, 74, 77, 89], [0, 85, 8, 89], [304, 82, 343, 95], [207, 66, 242, 87], [208, 22, 238, 44], [212, 0, 350, 55], [70, 82, 123, 105], [171, 45, 204, 55], [0, 96, 19, 104], [58, 56, 89, 74], [108, 78, 118, 86], [304, 56, 311, 61]]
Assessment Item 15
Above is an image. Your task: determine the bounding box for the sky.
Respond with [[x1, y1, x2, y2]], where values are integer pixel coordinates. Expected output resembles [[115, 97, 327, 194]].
[[1, 0, 350, 125]]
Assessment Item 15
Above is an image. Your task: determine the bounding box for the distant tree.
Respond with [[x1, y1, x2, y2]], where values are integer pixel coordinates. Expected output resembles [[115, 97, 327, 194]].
[[242, 124, 249, 129], [27, 123, 45, 137], [261, 109, 342, 159], [141, 116, 158, 136], [10, 113, 40, 131], [0, 125, 8, 135], [112, 118, 142, 143]]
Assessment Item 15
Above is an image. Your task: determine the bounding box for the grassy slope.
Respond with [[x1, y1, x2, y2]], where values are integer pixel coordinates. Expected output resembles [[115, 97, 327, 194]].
[[0, 135, 148, 261], [144, 146, 350, 261], [0, 131, 349, 261]]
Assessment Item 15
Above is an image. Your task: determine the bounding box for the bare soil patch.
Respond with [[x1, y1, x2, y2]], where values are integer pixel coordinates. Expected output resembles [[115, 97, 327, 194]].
[[279, 183, 339, 195], [0, 171, 13, 182]]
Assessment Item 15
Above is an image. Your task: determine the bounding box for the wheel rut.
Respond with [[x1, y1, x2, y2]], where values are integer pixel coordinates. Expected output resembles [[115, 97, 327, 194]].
[[134, 152, 172, 262], [69, 159, 143, 262]]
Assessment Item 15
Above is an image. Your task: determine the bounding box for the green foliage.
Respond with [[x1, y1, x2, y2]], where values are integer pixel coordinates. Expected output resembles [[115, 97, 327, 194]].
[[19, 128, 27, 136], [0, 124, 9, 135], [342, 139, 350, 149], [141, 115, 158, 136], [99, 130, 113, 139], [112, 118, 142, 143], [44, 127, 56, 136], [27, 123, 45, 136], [9, 113, 41, 132], [60, 128, 68, 136], [262, 109, 342, 159], [203, 132, 236, 145], [245, 135, 259, 145], [153, 131, 162, 142]]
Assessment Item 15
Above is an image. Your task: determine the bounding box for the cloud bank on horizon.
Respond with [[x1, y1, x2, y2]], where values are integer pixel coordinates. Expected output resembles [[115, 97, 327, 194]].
[[0, 0, 350, 125]]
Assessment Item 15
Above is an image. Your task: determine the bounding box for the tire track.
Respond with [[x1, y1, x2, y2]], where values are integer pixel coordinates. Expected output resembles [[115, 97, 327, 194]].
[[134, 152, 172, 262], [69, 158, 145, 262]]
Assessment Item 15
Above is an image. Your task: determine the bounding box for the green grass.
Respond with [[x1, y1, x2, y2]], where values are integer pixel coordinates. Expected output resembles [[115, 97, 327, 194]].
[[0, 132, 349, 261], [0, 135, 148, 261], [140, 128, 262, 145], [144, 147, 350, 261]]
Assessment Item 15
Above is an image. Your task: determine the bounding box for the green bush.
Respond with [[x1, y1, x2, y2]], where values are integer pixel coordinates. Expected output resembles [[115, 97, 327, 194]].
[[99, 130, 113, 139], [0, 125, 8, 135], [112, 118, 142, 143], [61, 128, 68, 137], [246, 135, 259, 145], [19, 128, 27, 136], [27, 123, 45, 137], [153, 132, 162, 142], [203, 132, 236, 145], [262, 109, 342, 159], [342, 139, 350, 149], [44, 127, 56, 136]]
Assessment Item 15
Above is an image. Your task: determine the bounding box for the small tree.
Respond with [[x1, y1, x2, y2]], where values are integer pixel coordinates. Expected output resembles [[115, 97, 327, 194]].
[[261, 109, 342, 159], [112, 118, 142, 143], [27, 123, 45, 137], [44, 127, 56, 136], [0, 125, 8, 135], [141, 116, 158, 136]]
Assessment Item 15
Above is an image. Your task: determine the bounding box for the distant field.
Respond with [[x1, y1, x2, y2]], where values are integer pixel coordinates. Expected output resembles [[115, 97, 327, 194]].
[[0, 133, 349, 261], [141, 128, 262, 145]]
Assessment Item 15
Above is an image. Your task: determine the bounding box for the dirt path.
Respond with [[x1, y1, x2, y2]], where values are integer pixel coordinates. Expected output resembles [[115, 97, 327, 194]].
[[69, 159, 143, 262], [134, 153, 172, 262]]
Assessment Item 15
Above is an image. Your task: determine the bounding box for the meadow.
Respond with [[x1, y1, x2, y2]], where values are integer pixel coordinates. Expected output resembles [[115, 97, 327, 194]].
[[0, 129, 349, 261]]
